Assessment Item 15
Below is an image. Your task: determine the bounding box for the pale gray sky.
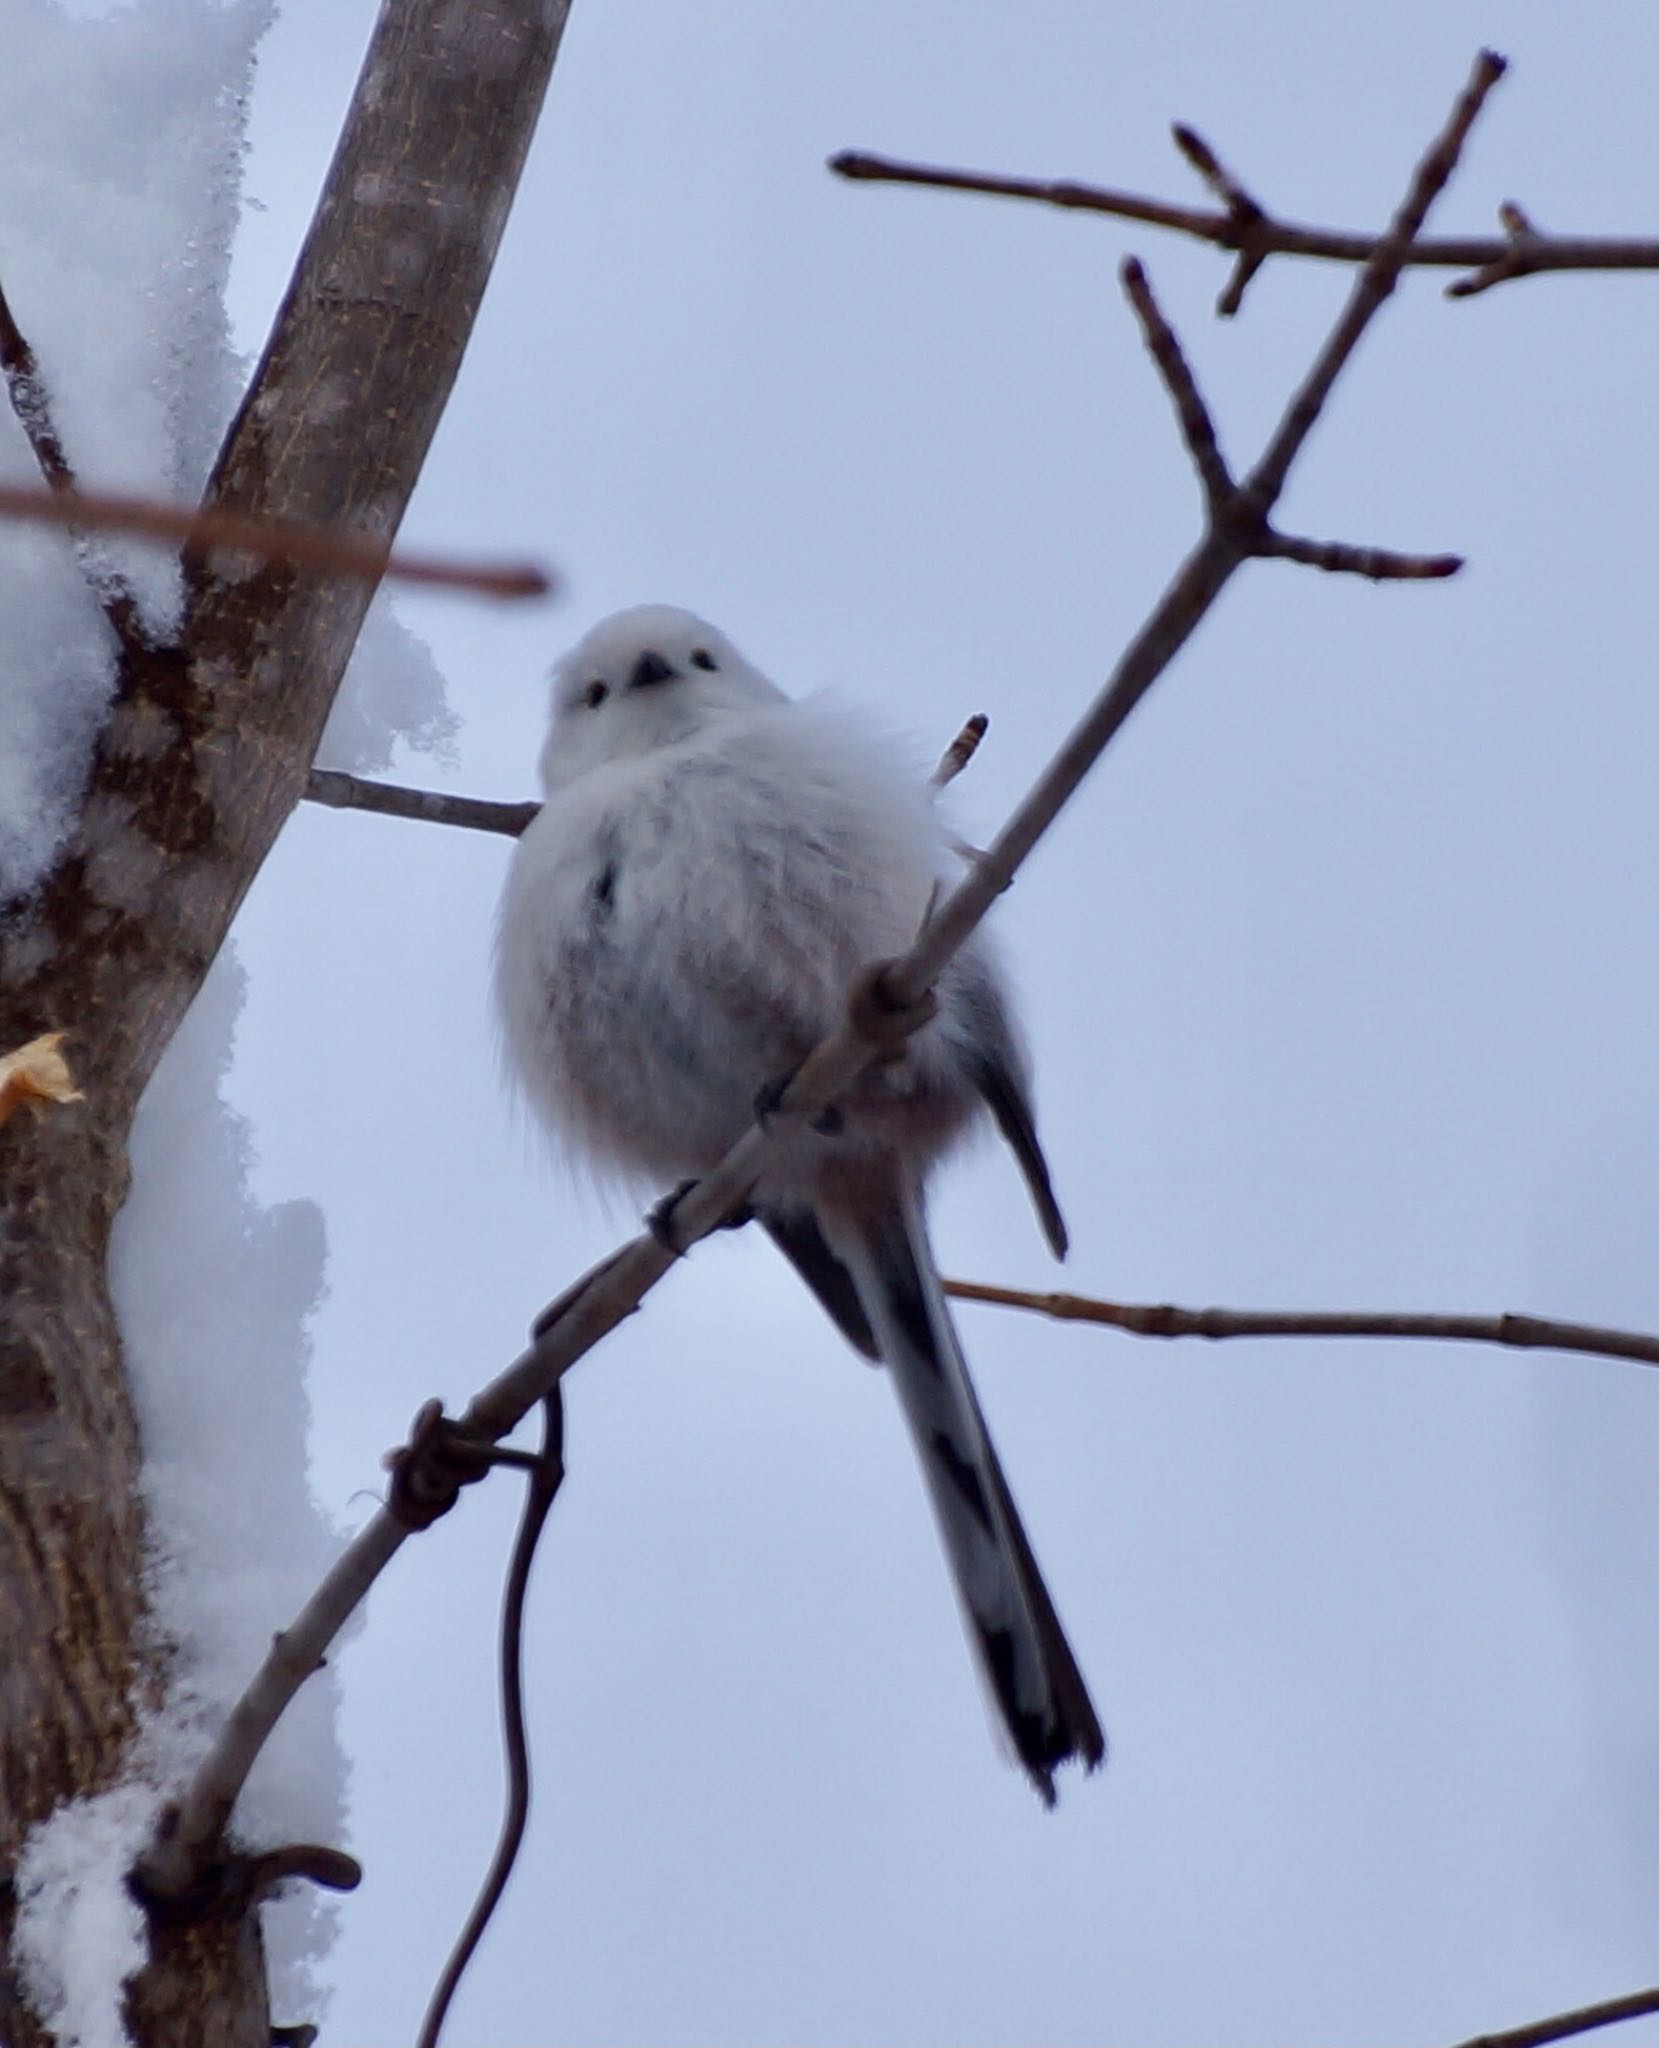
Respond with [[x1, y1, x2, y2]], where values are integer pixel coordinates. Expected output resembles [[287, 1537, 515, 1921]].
[[221, 2, 1659, 2041]]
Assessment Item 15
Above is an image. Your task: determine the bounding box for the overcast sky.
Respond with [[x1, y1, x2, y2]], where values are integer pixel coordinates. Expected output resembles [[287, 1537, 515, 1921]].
[[208, 1, 1659, 2041]]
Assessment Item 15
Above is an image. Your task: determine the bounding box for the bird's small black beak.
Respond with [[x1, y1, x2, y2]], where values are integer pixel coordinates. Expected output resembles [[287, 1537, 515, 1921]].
[[628, 649, 676, 691]]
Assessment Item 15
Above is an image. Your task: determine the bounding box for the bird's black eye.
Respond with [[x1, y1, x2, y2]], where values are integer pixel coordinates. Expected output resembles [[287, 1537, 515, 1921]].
[[582, 679, 609, 709], [690, 648, 718, 672]]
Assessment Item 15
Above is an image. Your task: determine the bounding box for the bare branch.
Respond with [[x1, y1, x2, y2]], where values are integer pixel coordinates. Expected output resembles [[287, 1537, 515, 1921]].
[[1248, 50, 1506, 508], [142, 46, 1504, 1903], [1260, 531, 1463, 580], [0, 482, 552, 599], [943, 1280, 1659, 1371], [1447, 197, 1551, 299], [831, 91, 1658, 313], [1169, 122, 1256, 219], [304, 769, 537, 837], [897, 57, 1495, 1011], [832, 149, 1249, 237], [1120, 258, 1232, 508], [1451, 1987, 1659, 2048], [301, 708, 989, 839], [1123, 257, 1459, 580], [1167, 124, 1272, 314]]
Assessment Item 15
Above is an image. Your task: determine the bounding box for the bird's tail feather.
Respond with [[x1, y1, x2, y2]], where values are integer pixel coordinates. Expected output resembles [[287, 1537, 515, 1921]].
[[825, 1183, 1105, 1803]]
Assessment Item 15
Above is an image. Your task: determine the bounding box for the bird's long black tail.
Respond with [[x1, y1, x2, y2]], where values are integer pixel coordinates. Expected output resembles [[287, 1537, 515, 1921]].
[[820, 1184, 1104, 1803]]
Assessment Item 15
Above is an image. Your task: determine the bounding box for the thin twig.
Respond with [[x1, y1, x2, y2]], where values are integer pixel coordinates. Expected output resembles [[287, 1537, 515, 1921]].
[[830, 139, 1659, 314], [1247, 51, 1506, 511], [1451, 1987, 1659, 2048], [304, 769, 538, 837], [1119, 260, 1232, 508], [1122, 262, 1460, 583], [1261, 531, 1463, 579], [302, 712, 989, 838], [141, 48, 1503, 1901], [1447, 198, 1552, 299], [0, 481, 551, 599], [0, 276, 150, 653], [1170, 123, 1258, 219], [942, 1280, 1659, 1371], [890, 53, 1497, 1011]]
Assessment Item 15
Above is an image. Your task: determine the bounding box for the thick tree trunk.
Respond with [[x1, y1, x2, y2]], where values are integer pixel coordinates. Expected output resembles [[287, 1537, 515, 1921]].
[[0, 2, 570, 2040]]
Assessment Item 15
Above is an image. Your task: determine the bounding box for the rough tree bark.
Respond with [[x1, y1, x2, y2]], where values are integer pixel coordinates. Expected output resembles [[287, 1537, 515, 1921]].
[[0, 2, 570, 2041]]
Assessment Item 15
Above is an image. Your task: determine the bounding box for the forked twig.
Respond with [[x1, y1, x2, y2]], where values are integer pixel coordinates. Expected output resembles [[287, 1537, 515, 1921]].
[[832, 122, 1659, 315]]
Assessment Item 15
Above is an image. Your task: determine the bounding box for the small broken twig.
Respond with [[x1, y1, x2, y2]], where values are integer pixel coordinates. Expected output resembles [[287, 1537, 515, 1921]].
[[930, 712, 989, 788]]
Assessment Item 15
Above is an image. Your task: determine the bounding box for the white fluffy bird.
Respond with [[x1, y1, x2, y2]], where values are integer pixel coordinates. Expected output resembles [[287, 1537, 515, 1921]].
[[495, 604, 1104, 1802]]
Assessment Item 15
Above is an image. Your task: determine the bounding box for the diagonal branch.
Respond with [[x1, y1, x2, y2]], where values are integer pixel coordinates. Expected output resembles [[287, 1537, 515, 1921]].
[[942, 1280, 1659, 1372], [1452, 1987, 1659, 2048], [138, 47, 1509, 1904], [831, 105, 1658, 315], [1244, 52, 1503, 510], [888, 53, 1496, 1010]]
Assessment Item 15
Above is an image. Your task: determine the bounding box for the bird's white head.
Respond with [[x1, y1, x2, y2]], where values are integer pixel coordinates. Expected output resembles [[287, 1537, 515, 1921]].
[[537, 604, 786, 793]]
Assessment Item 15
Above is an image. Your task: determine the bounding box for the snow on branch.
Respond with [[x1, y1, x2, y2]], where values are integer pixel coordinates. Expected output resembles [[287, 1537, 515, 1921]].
[[0, 0, 575, 2032], [138, 44, 1509, 1915]]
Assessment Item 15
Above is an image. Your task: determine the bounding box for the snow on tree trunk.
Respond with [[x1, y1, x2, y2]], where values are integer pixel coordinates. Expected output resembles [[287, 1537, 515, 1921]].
[[0, 1, 570, 2040]]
